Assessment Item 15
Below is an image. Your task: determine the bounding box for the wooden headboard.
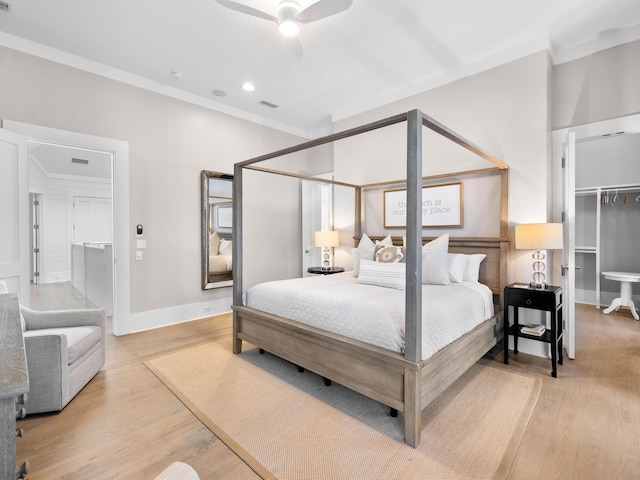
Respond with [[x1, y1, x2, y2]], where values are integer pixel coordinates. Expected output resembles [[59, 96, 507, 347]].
[[363, 236, 509, 310]]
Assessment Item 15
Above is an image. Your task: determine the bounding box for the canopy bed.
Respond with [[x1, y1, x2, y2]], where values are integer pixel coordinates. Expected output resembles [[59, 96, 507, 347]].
[[231, 109, 509, 447]]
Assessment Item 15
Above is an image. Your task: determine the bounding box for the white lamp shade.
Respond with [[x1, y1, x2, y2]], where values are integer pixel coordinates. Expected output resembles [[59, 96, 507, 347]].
[[515, 223, 563, 250], [315, 230, 339, 248]]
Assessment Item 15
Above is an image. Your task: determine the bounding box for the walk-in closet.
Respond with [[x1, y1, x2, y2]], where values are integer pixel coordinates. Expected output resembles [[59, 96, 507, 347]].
[[574, 132, 640, 308]]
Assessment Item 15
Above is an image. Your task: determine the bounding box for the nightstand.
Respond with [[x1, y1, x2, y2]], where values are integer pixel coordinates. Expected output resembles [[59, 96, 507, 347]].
[[503, 283, 563, 377], [307, 266, 345, 275]]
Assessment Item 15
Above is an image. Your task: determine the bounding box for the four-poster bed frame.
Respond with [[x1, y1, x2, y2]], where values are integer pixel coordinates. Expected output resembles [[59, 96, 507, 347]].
[[232, 109, 509, 447]]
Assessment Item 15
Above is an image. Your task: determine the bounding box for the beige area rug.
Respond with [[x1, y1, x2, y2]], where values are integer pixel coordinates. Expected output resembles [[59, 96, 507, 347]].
[[145, 341, 541, 480]]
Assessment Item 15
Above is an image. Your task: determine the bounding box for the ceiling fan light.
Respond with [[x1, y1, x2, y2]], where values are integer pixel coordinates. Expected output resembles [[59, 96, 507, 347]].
[[278, 18, 299, 36]]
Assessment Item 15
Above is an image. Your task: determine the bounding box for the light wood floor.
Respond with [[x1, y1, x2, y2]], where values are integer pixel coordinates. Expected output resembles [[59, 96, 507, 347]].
[[17, 282, 640, 479], [18, 283, 260, 480]]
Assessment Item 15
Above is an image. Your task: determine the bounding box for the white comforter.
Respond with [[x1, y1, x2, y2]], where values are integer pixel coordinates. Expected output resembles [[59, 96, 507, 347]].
[[208, 254, 232, 273], [244, 273, 494, 361]]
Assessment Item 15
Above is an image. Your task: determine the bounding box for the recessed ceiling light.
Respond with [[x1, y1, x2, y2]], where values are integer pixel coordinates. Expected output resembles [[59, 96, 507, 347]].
[[212, 90, 227, 97], [242, 82, 256, 92], [172, 70, 184, 80]]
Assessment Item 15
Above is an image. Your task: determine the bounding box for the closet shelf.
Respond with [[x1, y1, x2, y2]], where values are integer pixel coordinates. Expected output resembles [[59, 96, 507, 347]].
[[576, 246, 597, 253]]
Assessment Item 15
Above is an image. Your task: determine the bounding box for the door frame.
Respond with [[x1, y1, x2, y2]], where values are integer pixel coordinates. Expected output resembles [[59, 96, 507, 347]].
[[552, 113, 640, 359], [301, 174, 334, 276], [3, 121, 130, 335]]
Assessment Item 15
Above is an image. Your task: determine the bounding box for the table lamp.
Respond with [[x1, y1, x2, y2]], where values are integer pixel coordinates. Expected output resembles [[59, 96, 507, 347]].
[[315, 230, 339, 270], [515, 223, 563, 289]]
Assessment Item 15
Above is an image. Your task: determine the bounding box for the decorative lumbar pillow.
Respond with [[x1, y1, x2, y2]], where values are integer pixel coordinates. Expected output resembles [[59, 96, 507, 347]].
[[464, 254, 486, 283], [374, 244, 406, 263], [421, 234, 450, 285], [209, 231, 220, 255], [352, 233, 393, 276], [358, 259, 406, 290], [448, 253, 468, 283]]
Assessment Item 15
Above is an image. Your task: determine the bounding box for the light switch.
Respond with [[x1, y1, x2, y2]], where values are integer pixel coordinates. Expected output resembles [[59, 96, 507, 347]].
[[136, 239, 147, 249], [136, 250, 143, 261]]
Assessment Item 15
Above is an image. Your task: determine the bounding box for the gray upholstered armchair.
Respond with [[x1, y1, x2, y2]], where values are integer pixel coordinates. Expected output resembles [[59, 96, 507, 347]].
[[20, 304, 106, 414]]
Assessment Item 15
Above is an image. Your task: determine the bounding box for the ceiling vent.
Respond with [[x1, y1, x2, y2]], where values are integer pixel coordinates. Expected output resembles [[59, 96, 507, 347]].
[[0, 2, 11, 13], [259, 100, 279, 109], [71, 158, 89, 165]]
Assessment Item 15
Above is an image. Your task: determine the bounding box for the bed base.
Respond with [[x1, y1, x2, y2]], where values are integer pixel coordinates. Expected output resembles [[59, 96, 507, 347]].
[[232, 304, 501, 448]]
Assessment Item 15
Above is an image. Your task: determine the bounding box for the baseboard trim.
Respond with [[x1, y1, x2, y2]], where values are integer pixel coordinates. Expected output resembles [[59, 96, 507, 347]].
[[114, 296, 232, 336]]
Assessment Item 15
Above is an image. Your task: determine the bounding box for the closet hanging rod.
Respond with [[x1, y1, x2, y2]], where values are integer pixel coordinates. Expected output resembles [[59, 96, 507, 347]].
[[599, 184, 640, 193], [576, 184, 640, 194]]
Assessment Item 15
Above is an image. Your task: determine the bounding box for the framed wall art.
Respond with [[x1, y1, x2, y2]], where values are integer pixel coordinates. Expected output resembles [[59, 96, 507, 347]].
[[384, 182, 463, 228]]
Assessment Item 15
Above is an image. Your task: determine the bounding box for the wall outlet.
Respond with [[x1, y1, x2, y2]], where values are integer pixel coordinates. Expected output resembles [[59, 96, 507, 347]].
[[136, 250, 143, 261], [203, 306, 212, 313]]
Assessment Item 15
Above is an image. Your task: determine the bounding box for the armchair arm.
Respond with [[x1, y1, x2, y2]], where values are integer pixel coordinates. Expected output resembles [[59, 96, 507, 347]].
[[22, 333, 69, 413], [20, 306, 105, 332]]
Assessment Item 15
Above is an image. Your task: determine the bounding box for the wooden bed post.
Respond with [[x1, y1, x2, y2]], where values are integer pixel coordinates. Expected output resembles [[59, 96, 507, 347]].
[[404, 367, 421, 448], [232, 164, 243, 354], [354, 186, 362, 245], [405, 109, 423, 363]]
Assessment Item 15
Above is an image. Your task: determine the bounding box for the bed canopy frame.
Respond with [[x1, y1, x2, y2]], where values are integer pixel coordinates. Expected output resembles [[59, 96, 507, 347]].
[[232, 109, 509, 447]]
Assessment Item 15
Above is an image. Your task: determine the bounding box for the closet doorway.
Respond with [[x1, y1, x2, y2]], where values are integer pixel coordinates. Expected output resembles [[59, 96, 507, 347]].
[[553, 114, 640, 360]]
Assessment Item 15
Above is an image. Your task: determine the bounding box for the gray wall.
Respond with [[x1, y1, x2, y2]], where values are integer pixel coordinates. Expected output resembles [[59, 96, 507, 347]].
[[2, 36, 639, 329], [0, 45, 304, 321], [333, 51, 551, 283], [552, 39, 640, 130]]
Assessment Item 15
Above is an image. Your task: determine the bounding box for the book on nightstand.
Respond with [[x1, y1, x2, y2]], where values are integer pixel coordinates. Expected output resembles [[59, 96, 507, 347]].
[[521, 323, 546, 336]]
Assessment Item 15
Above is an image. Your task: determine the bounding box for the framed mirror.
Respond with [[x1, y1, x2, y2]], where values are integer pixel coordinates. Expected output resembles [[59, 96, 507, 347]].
[[201, 170, 234, 290]]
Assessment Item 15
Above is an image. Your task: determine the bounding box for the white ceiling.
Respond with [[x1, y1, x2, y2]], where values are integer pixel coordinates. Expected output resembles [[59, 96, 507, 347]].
[[1, 0, 640, 140], [29, 141, 112, 180]]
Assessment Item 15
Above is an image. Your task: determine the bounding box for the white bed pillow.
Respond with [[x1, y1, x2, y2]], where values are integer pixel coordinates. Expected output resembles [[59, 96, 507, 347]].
[[352, 233, 393, 276], [209, 231, 220, 255], [447, 253, 467, 283], [358, 259, 406, 289], [219, 239, 232, 256], [464, 254, 486, 283], [422, 234, 450, 285]]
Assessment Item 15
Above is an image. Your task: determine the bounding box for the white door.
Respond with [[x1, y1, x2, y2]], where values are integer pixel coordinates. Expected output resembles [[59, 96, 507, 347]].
[[93, 198, 112, 241], [73, 197, 92, 241], [301, 177, 333, 276], [0, 129, 30, 304], [73, 196, 112, 242], [561, 131, 576, 359]]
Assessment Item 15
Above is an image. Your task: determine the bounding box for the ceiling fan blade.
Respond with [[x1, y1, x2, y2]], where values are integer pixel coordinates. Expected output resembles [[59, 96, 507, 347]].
[[295, 0, 353, 23], [285, 36, 303, 62], [214, 0, 277, 22]]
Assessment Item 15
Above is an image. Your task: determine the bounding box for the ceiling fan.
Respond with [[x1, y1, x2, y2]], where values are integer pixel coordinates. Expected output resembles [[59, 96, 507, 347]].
[[215, 0, 353, 60]]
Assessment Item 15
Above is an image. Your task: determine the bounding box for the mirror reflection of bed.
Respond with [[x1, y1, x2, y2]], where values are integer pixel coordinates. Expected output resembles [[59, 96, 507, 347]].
[[201, 170, 233, 289]]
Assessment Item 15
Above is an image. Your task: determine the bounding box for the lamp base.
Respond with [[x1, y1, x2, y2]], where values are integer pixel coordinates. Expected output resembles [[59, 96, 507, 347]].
[[529, 281, 549, 290]]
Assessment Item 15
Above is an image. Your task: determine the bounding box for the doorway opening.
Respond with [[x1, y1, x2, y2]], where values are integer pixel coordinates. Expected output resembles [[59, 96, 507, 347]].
[[552, 113, 640, 360], [3, 120, 130, 335]]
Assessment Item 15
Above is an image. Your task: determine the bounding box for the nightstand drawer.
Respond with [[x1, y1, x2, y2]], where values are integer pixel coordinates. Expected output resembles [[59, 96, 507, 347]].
[[507, 290, 558, 310]]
